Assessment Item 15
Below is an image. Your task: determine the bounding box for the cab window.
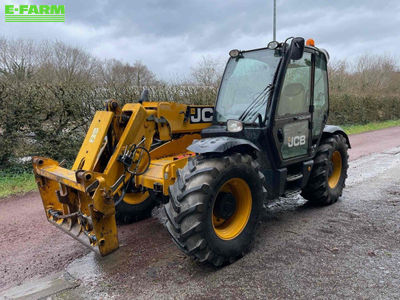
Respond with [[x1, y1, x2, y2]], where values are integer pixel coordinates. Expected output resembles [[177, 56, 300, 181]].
[[277, 52, 312, 117]]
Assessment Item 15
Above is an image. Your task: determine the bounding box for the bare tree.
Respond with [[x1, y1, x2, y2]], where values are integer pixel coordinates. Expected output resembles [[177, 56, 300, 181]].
[[328, 60, 349, 93], [355, 54, 397, 92], [0, 38, 36, 81], [329, 54, 398, 95], [33, 41, 101, 83], [132, 61, 158, 87], [191, 56, 223, 87], [101, 59, 158, 88]]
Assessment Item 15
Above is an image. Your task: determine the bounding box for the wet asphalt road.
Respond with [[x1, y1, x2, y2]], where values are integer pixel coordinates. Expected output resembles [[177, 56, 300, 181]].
[[1, 127, 400, 299], [348, 126, 400, 160]]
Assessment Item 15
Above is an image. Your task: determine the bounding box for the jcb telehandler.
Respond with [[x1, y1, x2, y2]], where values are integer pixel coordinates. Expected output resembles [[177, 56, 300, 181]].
[[33, 37, 350, 267]]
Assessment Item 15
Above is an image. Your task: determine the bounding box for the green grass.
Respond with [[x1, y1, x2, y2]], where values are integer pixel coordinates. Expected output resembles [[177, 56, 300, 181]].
[[342, 119, 400, 135], [0, 172, 36, 198]]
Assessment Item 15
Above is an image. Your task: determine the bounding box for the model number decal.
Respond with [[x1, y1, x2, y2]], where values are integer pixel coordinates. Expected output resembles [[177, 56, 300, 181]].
[[189, 107, 214, 123], [287, 135, 306, 148]]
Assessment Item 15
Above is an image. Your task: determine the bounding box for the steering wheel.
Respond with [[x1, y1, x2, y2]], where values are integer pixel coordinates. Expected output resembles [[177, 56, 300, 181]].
[[282, 83, 305, 97]]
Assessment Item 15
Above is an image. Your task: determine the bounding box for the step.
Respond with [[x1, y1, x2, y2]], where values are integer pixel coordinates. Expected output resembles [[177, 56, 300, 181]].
[[286, 173, 303, 182]]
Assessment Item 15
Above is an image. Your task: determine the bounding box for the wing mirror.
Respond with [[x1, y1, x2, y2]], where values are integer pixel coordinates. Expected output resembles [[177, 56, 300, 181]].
[[139, 88, 149, 104], [288, 37, 305, 60]]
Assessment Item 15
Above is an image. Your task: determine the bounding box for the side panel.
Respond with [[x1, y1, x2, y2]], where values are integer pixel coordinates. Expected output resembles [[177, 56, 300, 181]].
[[150, 134, 201, 159], [142, 102, 214, 134], [280, 120, 309, 159]]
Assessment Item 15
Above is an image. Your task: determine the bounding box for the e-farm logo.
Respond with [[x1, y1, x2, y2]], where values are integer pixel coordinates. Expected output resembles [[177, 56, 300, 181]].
[[4, 4, 65, 22]]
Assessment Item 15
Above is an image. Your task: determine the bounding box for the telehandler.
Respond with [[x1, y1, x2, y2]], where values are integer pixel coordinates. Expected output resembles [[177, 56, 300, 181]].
[[33, 37, 350, 266]]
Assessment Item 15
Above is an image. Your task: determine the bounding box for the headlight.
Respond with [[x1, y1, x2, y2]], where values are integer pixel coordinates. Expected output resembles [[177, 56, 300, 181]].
[[227, 119, 243, 132]]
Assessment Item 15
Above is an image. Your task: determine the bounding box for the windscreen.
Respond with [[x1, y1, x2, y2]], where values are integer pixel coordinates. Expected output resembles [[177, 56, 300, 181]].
[[215, 49, 281, 123]]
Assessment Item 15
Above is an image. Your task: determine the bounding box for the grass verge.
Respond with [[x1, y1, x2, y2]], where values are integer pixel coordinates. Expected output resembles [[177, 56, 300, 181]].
[[0, 172, 36, 198], [342, 119, 400, 135]]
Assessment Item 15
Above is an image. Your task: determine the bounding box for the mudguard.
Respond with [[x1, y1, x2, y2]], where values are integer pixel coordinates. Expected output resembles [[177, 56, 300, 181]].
[[323, 125, 351, 148], [187, 136, 260, 154]]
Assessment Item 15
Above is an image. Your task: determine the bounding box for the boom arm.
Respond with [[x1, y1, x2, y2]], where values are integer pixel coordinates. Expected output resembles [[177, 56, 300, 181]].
[[33, 101, 213, 255]]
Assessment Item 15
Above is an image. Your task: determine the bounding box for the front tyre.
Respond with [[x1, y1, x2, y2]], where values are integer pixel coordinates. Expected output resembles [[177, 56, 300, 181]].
[[164, 153, 267, 267], [115, 191, 157, 224], [301, 134, 349, 205]]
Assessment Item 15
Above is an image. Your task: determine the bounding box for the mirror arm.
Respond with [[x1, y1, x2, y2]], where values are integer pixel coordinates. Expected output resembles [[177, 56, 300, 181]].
[[258, 114, 264, 127], [250, 113, 265, 127]]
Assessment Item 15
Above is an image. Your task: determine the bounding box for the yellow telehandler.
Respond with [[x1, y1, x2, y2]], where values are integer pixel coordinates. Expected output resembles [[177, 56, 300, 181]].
[[33, 37, 350, 266]]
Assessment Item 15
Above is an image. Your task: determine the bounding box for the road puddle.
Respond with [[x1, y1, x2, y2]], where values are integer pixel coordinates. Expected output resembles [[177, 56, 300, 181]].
[[0, 272, 78, 299], [66, 245, 132, 282]]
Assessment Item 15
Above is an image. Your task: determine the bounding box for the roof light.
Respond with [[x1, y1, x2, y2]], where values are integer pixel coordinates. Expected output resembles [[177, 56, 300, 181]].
[[229, 49, 240, 58], [306, 39, 315, 47], [267, 41, 279, 49]]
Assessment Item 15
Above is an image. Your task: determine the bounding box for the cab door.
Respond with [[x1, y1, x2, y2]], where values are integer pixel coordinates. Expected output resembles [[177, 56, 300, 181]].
[[311, 52, 329, 143], [272, 51, 313, 165]]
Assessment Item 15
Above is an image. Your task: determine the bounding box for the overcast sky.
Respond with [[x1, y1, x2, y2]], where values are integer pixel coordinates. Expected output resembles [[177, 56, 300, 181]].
[[1, 0, 399, 80]]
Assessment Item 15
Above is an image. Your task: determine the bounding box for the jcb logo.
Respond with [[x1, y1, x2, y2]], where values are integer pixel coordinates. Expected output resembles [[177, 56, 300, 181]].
[[288, 135, 306, 148], [189, 107, 214, 123]]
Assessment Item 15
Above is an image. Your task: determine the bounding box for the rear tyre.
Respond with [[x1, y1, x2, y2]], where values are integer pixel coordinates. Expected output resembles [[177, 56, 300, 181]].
[[115, 192, 157, 224], [164, 153, 267, 267], [301, 134, 349, 206]]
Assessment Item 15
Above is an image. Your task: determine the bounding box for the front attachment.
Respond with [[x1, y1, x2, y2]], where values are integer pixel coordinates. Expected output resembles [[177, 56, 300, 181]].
[[32, 157, 119, 256]]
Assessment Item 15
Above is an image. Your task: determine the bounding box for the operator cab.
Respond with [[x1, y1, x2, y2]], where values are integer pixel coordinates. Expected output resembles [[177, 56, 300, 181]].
[[202, 37, 330, 168]]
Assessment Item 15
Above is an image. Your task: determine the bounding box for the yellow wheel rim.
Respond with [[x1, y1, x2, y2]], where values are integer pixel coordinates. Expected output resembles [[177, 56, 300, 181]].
[[212, 178, 252, 240], [328, 151, 342, 189], [122, 191, 149, 205]]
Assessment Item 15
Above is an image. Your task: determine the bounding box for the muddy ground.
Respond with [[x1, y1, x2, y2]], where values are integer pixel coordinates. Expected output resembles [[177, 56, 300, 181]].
[[1, 127, 400, 299]]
